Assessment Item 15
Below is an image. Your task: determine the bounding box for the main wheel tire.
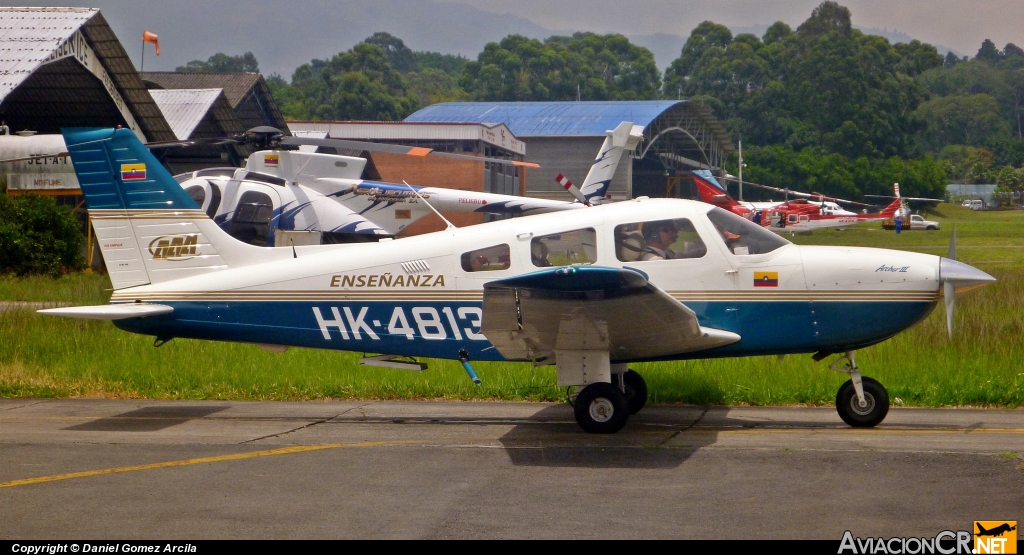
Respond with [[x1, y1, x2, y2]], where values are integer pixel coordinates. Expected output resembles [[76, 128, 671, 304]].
[[622, 370, 648, 414], [835, 377, 890, 428], [573, 382, 629, 434]]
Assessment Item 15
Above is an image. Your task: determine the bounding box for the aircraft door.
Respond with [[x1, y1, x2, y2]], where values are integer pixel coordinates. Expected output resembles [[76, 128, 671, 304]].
[[703, 207, 814, 351], [611, 216, 736, 333]]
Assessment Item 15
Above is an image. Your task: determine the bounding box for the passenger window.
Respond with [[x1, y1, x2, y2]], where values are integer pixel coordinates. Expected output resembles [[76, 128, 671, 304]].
[[531, 228, 597, 267], [461, 244, 511, 272], [226, 190, 274, 245], [614, 219, 706, 262], [185, 185, 205, 207], [706, 207, 789, 255]]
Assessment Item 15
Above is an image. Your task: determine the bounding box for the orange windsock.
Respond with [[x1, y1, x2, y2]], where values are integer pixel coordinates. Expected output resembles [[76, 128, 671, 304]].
[[143, 31, 160, 56]]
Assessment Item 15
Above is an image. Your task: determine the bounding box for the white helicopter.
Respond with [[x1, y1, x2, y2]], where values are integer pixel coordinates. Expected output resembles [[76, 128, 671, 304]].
[[168, 122, 642, 246], [40, 126, 995, 434]]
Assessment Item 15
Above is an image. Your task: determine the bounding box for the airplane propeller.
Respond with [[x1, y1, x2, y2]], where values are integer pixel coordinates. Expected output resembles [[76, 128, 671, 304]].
[[945, 225, 956, 338], [939, 223, 995, 338]]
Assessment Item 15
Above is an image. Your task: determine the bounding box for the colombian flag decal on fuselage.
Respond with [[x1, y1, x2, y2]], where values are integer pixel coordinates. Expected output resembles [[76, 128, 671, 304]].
[[754, 271, 779, 287], [264, 154, 279, 166], [120, 163, 146, 181]]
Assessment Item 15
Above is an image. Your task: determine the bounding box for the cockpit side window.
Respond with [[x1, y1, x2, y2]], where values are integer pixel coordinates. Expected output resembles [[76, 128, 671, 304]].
[[614, 219, 707, 262], [461, 244, 511, 272], [706, 207, 790, 255], [531, 228, 597, 267]]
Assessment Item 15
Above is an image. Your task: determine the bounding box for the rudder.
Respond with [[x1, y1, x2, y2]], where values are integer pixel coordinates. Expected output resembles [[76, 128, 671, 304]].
[[64, 128, 280, 290]]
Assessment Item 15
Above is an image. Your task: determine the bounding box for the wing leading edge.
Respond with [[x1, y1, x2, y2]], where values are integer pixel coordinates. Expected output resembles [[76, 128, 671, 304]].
[[481, 266, 739, 362]]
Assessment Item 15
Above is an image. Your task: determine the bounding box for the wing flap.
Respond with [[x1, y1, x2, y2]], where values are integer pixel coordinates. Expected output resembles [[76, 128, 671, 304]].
[[38, 304, 173, 320], [481, 267, 739, 361]]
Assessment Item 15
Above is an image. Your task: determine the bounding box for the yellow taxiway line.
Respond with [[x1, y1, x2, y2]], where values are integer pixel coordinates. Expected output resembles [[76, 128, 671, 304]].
[[0, 442, 386, 489]]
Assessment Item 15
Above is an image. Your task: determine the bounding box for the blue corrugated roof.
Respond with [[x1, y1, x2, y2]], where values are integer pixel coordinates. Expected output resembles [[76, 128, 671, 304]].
[[405, 101, 685, 136]]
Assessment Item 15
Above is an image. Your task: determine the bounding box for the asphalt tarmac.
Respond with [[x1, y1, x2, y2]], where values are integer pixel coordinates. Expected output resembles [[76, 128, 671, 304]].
[[0, 398, 1021, 539]]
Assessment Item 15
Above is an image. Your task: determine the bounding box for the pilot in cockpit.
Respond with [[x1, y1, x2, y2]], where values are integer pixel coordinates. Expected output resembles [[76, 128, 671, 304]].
[[640, 220, 683, 260]]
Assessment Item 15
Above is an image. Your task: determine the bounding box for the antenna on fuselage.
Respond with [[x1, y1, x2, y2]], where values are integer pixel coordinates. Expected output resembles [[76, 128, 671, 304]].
[[403, 181, 456, 230]]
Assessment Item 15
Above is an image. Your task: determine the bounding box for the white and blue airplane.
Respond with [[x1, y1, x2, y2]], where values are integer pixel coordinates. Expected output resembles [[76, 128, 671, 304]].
[[40, 127, 996, 433]]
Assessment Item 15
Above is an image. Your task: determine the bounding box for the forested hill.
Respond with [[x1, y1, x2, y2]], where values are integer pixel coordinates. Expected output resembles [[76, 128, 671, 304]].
[[182, 2, 1024, 202]]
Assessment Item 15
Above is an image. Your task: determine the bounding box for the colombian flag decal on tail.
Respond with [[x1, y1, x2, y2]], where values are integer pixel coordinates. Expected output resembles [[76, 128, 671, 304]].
[[120, 163, 146, 181], [754, 271, 779, 287]]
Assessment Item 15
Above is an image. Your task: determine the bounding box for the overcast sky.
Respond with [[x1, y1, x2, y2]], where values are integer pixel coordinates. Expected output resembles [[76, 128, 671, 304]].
[[442, 0, 1023, 56], [21, 0, 1024, 76]]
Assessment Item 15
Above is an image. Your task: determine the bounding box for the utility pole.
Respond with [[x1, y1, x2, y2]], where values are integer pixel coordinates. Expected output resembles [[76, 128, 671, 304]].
[[738, 137, 743, 202]]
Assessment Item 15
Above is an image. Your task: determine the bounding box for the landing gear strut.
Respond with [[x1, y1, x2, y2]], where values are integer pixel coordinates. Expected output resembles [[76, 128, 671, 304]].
[[620, 369, 648, 414], [829, 351, 889, 427]]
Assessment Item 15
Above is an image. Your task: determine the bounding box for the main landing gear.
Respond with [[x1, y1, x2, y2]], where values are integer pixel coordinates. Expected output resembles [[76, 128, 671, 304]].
[[571, 369, 649, 434], [828, 351, 890, 427]]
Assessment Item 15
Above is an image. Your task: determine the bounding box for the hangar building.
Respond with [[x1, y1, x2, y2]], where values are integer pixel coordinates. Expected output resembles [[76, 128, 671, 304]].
[[141, 72, 290, 132], [0, 7, 174, 142], [405, 101, 735, 202]]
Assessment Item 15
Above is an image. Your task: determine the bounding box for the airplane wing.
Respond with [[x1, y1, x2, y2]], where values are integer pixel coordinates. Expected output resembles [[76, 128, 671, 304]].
[[37, 304, 173, 320], [480, 266, 739, 361]]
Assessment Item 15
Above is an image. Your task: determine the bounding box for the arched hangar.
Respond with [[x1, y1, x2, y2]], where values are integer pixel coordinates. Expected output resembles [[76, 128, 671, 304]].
[[405, 101, 735, 202]]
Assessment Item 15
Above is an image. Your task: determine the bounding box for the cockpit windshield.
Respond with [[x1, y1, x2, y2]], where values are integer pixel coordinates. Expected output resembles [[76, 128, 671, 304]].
[[705, 207, 790, 255]]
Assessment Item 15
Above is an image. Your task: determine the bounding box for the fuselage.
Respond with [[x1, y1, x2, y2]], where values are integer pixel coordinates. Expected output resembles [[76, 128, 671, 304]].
[[112, 199, 941, 362]]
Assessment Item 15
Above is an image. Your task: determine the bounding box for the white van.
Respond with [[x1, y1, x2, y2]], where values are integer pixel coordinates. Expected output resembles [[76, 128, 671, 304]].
[[962, 199, 984, 210]]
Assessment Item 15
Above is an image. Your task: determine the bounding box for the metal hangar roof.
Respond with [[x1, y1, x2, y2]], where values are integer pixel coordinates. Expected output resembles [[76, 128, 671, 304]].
[[141, 72, 289, 133], [0, 7, 175, 142], [149, 88, 242, 140], [406, 100, 735, 174]]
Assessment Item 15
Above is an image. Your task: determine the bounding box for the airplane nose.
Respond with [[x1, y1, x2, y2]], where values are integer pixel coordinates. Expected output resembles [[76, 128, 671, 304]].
[[939, 257, 996, 294]]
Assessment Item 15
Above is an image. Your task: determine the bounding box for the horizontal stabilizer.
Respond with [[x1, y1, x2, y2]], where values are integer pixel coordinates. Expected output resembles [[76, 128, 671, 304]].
[[38, 304, 173, 320]]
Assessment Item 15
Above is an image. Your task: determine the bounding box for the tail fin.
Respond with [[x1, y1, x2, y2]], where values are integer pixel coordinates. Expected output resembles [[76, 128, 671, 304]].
[[64, 128, 284, 290], [578, 121, 644, 205], [878, 198, 903, 217], [692, 170, 741, 209]]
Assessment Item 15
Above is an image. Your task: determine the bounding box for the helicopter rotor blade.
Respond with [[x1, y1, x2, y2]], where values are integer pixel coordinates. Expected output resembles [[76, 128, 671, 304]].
[[0, 152, 70, 164], [279, 136, 539, 168]]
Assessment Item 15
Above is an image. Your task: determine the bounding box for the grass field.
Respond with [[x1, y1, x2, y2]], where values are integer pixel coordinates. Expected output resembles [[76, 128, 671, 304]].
[[1, 203, 1021, 407]]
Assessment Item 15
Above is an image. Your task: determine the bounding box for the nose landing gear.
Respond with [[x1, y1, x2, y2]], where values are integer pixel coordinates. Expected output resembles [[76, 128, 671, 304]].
[[829, 351, 890, 427]]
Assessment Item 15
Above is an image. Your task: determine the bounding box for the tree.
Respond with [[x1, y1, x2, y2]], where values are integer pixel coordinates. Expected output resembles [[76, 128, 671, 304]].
[[176, 52, 259, 73], [364, 32, 418, 73], [796, 1, 852, 37], [459, 33, 661, 101], [663, 21, 733, 97], [279, 43, 418, 121], [916, 94, 1009, 151], [0, 194, 85, 276], [663, 2, 936, 158], [976, 39, 1001, 63]]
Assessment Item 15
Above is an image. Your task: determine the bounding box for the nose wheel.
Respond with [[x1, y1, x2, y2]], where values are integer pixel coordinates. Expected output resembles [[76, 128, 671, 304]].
[[829, 351, 890, 427]]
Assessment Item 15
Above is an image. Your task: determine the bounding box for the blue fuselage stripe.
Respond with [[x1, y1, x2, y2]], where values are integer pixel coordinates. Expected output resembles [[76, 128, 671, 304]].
[[114, 299, 937, 362]]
